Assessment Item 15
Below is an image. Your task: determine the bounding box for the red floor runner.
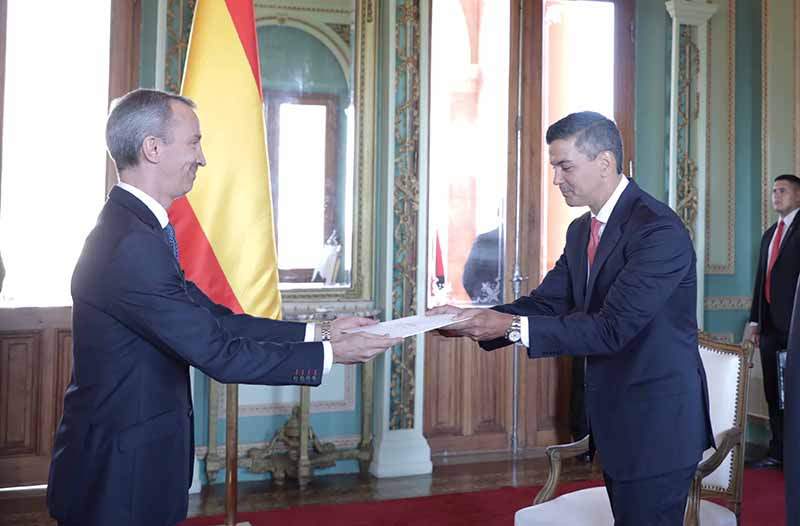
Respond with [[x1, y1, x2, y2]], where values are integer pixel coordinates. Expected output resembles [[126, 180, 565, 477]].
[[181, 468, 786, 526]]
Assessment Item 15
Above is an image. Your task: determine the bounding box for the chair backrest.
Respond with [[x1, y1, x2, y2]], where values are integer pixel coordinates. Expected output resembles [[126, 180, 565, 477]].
[[697, 333, 752, 505]]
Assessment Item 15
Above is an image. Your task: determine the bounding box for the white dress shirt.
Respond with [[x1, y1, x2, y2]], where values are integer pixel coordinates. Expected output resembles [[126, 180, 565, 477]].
[[518, 176, 629, 348], [116, 183, 332, 375]]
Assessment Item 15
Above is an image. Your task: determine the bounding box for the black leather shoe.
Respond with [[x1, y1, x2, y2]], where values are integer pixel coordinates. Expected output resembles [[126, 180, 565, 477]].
[[747, 456, 782, 469]]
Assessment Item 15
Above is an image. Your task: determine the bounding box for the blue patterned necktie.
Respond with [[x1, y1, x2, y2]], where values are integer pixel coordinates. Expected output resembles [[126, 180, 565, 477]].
[[164, 223, 180, 262]]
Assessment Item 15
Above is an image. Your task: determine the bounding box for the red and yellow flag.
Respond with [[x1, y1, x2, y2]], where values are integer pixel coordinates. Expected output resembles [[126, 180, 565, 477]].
[[169, 0, 281, 318]]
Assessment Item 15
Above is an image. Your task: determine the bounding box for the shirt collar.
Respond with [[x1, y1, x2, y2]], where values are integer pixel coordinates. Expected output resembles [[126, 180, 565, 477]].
[[591, 176, 629, 224], [780, 207, 800, 228], [116, 182, 170, 228]]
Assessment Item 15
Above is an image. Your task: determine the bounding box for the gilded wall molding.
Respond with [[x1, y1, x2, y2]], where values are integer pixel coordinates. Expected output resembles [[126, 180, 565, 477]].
[[796, 0, 800, 179], [705, 0, 736, 275], [703, 295, 751, 311], [165, 0, 195, 93], [676, 25, 699, 241], [761, 0, 798, 231], [761, 0, 770, 232], [389, 0, 421, 431]]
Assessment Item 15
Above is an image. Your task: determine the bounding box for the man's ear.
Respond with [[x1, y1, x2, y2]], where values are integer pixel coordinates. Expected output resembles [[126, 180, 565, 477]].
[[141, 136, 161, 164], [598, 150, 613, 177]]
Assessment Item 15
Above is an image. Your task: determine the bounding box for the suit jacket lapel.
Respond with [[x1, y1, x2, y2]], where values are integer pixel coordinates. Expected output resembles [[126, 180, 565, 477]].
[[585, 180, 639, 307], [108, 186, 183, 275], [774, 215, 799, 267], [571, 214, 590, 309]]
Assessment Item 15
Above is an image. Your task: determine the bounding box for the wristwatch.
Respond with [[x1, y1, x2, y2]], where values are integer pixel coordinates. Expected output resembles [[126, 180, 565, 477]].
[[505, 315, 522, 343], [321, 320, 332, 341]]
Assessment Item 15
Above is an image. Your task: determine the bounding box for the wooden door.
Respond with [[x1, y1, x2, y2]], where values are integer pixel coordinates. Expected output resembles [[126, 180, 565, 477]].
[[423, 0, 635, 454], [0, 309, 73, 487]]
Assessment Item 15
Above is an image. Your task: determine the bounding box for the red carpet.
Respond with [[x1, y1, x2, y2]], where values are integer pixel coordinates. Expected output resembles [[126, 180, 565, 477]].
[[181, 468, 785, 526]]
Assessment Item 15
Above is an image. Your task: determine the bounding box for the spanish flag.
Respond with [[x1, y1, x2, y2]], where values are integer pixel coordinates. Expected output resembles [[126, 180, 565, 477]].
[[169, 0, 281, 318]]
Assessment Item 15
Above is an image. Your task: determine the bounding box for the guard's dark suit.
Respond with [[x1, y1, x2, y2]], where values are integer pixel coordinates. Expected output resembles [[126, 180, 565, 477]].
[[749, 212, 800, 461]]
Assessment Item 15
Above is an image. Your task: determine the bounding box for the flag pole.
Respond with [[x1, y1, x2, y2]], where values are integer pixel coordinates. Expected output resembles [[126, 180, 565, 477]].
[[225, 384, 239, 526]]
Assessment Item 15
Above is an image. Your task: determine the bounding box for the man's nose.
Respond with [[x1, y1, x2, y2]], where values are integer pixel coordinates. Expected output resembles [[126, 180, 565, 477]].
[[197, 147, 207, 167], [552, 168, 562, 185]]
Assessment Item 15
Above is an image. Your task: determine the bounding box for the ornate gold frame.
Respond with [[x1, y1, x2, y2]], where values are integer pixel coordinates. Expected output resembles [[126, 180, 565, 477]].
[[166, 0, 378, 306], [278, 0, 378, 304], [704, 0, 736, 275]]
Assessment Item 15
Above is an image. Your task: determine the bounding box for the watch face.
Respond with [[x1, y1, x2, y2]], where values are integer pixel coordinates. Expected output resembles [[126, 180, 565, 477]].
[[508, 329, 521, 342]]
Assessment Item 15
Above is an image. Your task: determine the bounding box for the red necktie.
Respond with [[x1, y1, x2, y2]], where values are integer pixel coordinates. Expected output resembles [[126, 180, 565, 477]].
[[588, 218, 603, 267], [766, 220, 785, 304]]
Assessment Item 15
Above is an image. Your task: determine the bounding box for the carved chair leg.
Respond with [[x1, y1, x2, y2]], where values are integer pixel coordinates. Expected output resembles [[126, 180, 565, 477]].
[[683, 477, 701, 526]]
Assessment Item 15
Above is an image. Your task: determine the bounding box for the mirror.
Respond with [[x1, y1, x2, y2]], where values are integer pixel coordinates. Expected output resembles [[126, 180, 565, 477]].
[[255, 0, 376, 302]]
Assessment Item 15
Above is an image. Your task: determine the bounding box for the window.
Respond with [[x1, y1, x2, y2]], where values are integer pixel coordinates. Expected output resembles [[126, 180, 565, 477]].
[[265, 92, 340, 285], [427, 0, 510, 307], [0, 2, 112, 307], [541, 0, 616, 272]]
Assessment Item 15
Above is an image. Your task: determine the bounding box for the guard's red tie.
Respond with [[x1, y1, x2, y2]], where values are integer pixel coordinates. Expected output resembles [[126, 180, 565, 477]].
[[588, 218, 603, 268], [766, 219, 785, 304]]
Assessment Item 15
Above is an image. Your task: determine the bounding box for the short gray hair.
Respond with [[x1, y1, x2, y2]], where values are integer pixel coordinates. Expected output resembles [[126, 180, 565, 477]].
[[106, 89, 196, 171]]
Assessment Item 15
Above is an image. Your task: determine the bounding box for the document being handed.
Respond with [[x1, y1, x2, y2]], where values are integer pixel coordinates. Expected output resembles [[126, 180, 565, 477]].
[[341, 314, 472, 339]]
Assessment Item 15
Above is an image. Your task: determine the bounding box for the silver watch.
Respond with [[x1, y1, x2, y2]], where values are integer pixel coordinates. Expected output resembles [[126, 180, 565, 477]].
[[505, 315, 522, 343]]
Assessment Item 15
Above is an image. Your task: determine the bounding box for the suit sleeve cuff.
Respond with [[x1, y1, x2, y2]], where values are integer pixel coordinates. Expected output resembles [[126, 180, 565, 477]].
[[520, 316, 530, 348], [305, 322, 316, 342], [305, 323, 332, 377], [322, 342, 333, 375]]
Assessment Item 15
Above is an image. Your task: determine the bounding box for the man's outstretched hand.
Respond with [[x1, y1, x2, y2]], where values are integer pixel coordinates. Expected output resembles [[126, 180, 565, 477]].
[[329, 317, 402, 364], [426, 305, 515, 342]]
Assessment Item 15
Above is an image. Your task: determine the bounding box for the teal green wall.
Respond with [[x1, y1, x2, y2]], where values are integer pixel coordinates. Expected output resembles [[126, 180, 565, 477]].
[[634, 0, 766, 446], [258, 26, 348, 95], [634, 1, 668, 202], [634, 0, 762, 337], [705, 0, 762, 320], [138, 0, 159, 88]]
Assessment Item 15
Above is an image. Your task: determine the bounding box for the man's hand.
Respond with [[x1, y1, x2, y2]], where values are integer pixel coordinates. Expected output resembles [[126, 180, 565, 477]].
[[427, 305, 516, 342], [747, 323, 760, 346], [329, 316, 402, 364], [330, 316, 377, 337]]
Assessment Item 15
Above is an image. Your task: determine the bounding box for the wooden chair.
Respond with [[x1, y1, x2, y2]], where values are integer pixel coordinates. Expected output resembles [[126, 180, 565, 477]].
[[514, 334, 753, 526]]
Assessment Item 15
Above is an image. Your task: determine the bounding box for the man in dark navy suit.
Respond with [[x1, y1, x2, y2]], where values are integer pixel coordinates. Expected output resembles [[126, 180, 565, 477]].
[[47, 89, 400, 526], [430, 112, 713, 525], [785, 277, 800, 525], [748, 174, 800, 469]]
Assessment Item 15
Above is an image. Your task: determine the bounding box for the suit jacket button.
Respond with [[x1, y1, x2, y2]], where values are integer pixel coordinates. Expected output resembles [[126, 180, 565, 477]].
[[188, 408, 194, 417]]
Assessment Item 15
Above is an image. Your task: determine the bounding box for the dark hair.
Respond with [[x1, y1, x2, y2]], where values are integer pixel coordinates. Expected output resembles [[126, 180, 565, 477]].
[[774, 174, 800, 189], [106, 89, 196, 171], [545, 111, 623, 174]]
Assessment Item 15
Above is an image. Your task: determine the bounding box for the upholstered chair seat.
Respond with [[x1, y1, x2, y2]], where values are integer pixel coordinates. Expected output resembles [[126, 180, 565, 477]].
[[514, 335, 752, 526]]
